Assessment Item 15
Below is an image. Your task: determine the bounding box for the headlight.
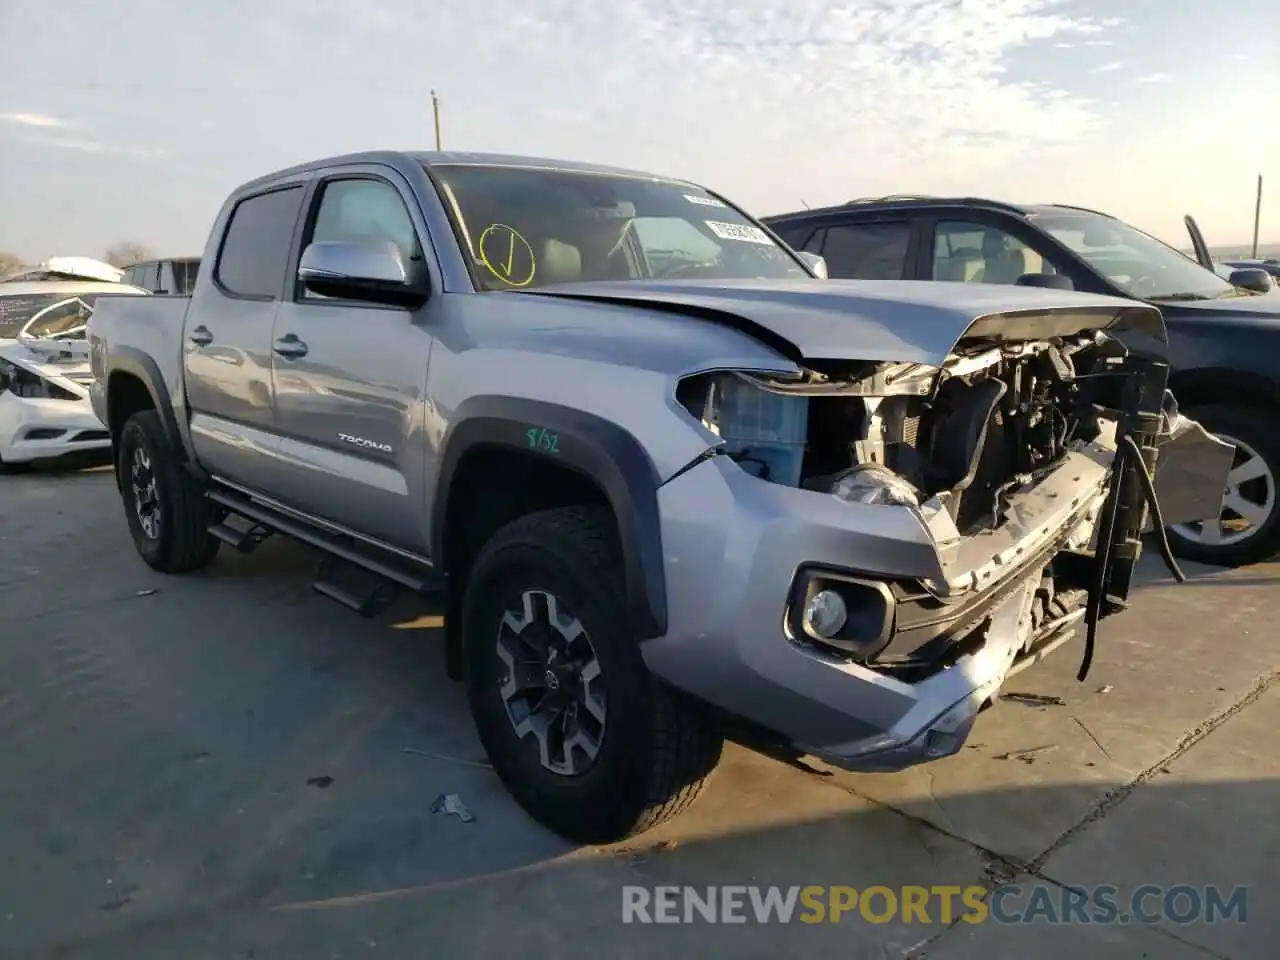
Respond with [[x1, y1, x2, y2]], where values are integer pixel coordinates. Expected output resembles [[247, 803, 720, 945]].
[[787, 568, 896, 660], [676, 370, 809, 487], [0, 357, 78, 400], [828, 463, 921, 507]]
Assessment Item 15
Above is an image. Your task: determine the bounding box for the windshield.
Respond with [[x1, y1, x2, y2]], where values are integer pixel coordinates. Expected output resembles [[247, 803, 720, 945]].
[[1031, 212, 1235, 300], [427, 164, 809, 290], [0, 293, 104, 339]]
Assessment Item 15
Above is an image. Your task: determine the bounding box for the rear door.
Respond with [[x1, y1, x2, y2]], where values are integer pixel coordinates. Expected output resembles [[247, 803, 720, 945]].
[[184, 182, 307, 491], [792, 217, 921, 280], [267, 165, 436, 553]]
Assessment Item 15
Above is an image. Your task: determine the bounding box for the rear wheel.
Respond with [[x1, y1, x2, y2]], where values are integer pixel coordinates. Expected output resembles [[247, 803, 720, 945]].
[[461, 506, 722, 844], [1167, 404, 1280, 567], [118, 410, 220, 573]]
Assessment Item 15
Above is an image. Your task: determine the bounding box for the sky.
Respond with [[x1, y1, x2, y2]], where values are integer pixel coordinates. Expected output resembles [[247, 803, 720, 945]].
[[0, 0, 1276, 262]]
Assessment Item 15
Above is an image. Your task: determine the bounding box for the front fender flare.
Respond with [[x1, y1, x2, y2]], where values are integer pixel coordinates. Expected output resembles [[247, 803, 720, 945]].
[[431, 397, 667, 640]]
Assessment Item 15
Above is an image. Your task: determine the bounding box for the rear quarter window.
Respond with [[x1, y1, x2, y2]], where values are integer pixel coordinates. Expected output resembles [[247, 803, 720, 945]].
[[215, 186, 305, 298]]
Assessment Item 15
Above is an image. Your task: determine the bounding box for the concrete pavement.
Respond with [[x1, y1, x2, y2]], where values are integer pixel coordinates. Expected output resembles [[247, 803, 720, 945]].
[[1, 467, 1275, 958]]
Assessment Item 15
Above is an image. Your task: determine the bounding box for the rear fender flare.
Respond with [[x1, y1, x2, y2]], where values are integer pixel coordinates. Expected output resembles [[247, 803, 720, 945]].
[[106, 348, 188, 462]]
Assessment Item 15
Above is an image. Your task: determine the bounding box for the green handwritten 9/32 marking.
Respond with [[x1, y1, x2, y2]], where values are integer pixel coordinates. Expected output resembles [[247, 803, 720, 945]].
[[526, 427, 560, 453]]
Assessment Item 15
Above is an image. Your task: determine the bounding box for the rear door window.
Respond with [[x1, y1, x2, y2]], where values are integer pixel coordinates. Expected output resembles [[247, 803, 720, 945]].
[[216, 186, 306, 299], [813, 222, 912, 280]]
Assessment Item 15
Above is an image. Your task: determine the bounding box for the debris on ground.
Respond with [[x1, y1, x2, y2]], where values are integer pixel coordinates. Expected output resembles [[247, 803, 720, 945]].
[[1097, 684, 1114, 695], [1000, 692, 1066, 708], [403, 746, 492, 769], [430, 792, 475, 823], [993, 745, 1059, 764], [306, 776, 334, 788], [980, 851, 1020, 886], [135, 589, 158, 598]]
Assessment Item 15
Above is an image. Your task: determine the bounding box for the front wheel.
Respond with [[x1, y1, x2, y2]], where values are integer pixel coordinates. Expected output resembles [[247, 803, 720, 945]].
[[461, 506, 722, 844], [118, 410, 220, 573], [1166, 404, 1280, 567]]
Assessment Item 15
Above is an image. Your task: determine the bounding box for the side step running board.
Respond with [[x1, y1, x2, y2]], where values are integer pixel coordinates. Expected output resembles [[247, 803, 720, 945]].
[[208, 520, 273, 553], [205, 489, 443, 616]]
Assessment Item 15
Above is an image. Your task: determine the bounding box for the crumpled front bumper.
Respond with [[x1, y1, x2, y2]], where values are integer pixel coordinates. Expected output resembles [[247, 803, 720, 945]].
[[641, 390, 1234, 773], [800, 577, 1047, 772], [641, 451, 1105, 772]]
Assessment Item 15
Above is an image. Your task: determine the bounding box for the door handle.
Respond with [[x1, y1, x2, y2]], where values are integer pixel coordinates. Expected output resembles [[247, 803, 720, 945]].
[[273, 334, 308, 359], [188, 325, 213, 347]]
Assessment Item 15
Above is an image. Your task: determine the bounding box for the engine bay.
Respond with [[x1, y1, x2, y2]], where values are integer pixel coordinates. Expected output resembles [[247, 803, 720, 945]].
[[680, 332, 1125, 536]]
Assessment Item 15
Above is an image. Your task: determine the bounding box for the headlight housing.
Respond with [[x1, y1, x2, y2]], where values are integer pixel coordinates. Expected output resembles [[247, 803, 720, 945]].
[[0, 357, 79, 400], [675, 370, 810, 487]]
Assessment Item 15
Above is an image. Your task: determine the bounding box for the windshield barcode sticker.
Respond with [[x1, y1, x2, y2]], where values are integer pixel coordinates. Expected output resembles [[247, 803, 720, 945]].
[[685, 194, 726, 208], [705, 221, 773, 245]]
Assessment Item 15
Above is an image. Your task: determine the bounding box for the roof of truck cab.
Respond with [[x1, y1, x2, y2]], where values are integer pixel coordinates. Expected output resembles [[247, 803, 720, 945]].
[[762, 198, 1122, 223], [235, 150, 697, 194]]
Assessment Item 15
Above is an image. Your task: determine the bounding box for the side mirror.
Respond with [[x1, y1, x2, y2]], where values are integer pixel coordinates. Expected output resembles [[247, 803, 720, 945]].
[[1228, 268, 1273, 294], [796, 251, 828, 279], [1016, 273, 1074, 291], [298, 240, 426, 307]]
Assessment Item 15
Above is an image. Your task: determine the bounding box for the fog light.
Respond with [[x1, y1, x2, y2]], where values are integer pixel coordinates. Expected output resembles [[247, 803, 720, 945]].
[[803, 589, 848, 639]]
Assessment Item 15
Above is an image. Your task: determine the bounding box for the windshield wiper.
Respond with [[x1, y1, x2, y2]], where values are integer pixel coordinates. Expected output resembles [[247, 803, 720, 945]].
[[1151, 292, 1210, 301]]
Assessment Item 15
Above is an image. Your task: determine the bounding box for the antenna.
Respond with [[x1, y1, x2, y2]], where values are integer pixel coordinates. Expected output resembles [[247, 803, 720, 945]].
[[1253, 174, 1263, 259], [431, 90, 442, 151]]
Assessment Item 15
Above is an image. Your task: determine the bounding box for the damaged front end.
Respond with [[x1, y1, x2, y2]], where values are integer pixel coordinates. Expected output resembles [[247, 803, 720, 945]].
[[673, 301, 1232, 710]]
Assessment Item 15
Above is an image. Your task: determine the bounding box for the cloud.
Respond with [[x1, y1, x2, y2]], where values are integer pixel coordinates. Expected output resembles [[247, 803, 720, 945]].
[[308, 0, 1114, 200], [1082, 40, 1114, 47], [26, 135, 170, 159], [1135, 72, 1172, 84], [1093, 61, 1126, 73], [0, 112, 65, 128], [1230, 53, 1249, 61]]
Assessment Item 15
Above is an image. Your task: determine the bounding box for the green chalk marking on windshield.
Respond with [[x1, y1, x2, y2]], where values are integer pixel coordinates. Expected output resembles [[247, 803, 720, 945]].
[[526, 427, 560, 453]]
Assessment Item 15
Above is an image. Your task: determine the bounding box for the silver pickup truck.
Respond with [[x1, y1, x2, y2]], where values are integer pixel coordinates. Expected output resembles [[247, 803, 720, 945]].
[[87, 151, 1232, 844]]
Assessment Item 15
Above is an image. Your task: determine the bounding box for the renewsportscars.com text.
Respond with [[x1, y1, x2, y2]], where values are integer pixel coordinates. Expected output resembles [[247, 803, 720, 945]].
[[622, 884, 1248, 926]]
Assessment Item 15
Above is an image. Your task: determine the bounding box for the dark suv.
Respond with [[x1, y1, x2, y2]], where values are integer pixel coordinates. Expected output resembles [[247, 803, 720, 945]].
[[763, 197, 1280, 568]]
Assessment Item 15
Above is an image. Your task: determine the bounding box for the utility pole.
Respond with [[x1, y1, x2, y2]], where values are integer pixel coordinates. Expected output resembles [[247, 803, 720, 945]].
[[431, 90, 442, 152], [1252, 174, 1262, 259]]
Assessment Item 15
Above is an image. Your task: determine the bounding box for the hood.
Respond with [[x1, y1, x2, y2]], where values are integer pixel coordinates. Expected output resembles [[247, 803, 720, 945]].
[[1155, 292, 1280, 324], [7, 257, 124, 284], [523, 279, 1166, 366], [0, 337, 93, 385]]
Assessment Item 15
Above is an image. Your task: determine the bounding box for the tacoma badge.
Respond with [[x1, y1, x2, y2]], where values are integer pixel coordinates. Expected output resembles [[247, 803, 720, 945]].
[[338, 433, 393, 454]]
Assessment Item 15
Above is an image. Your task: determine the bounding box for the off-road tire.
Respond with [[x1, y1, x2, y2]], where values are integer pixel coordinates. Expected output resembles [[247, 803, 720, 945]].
[[1166, 404, 1280, 567], [118, 410, 220, 573], [461, 506, 723, 844]]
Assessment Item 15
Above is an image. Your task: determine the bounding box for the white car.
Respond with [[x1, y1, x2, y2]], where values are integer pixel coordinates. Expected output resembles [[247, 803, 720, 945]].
[[0, 280, 148, 472]]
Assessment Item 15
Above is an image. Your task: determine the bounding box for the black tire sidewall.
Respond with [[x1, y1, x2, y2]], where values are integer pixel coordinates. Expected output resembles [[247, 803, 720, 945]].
[[118, 414, 178, 568], [461, 526, 655, 839], [1166, 404, 1280, 566]]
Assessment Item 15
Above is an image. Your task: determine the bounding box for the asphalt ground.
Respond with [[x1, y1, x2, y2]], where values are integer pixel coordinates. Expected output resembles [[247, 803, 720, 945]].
[[2, 464, 1276, 958]]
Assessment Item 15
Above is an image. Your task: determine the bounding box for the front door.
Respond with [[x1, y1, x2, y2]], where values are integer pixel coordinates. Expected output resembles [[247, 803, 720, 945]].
[[268, 169, 435, 554]]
